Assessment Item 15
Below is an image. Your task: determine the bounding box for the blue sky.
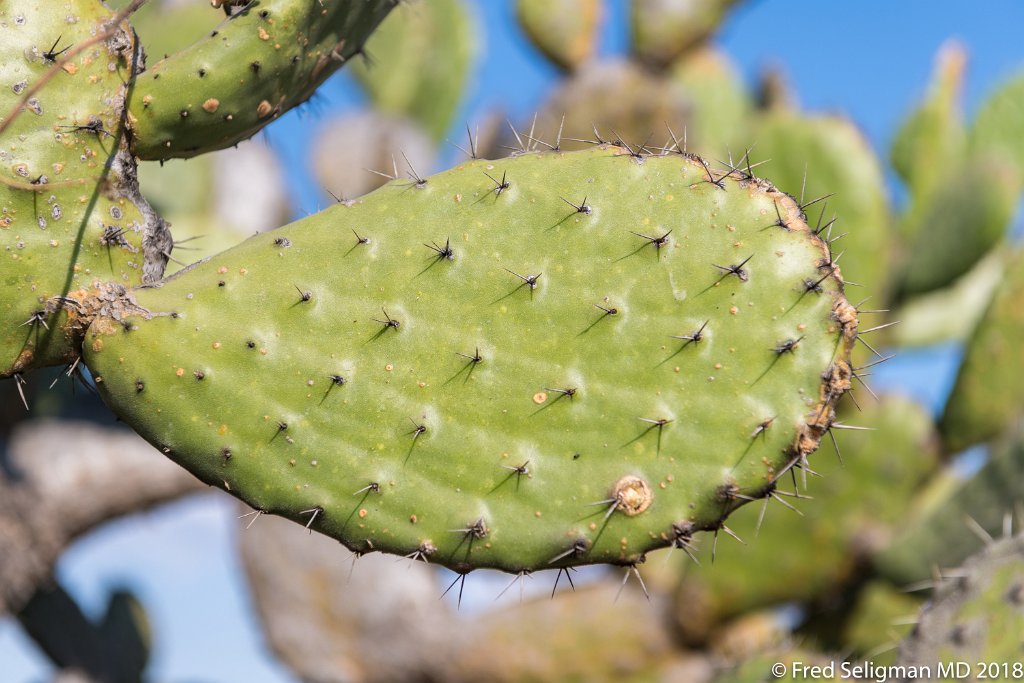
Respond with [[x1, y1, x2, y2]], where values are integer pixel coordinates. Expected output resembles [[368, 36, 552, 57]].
[[3, 1, 1023, 680]]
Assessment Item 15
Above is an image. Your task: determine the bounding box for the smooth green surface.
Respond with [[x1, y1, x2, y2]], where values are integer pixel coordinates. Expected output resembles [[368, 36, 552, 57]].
[[971, 71, 1024, 189], [630, 0, 740, 69], [669, 47, 752, 156], [940, 249, 1024, 452], [129, 0, 396, 159], [890, 43, 966, 203], [85, 148, 853, 572], [516, 0, 602, 72], [0, 0, 151, 376], [896, 158, 1017, 298], [879, 423, 1024, 585]]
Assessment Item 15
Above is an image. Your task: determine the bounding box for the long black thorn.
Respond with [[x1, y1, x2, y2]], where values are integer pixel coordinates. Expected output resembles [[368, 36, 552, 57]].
[[662, 123, 687, 156], [804, 268, 835, 293], [42, 34, 71, 62], [800, 193, 834, 213], [846, 387, 864, 411], [325, 188, 351, 205], [856, 335, 888, 360], [697, 157, 726, 189], [424, 238, 454, 260], [551, 567, 577, 598], [611, 130, 653, 159], [408, 417, 427, 442], [629, 229, 671, 250], [751, 416, 775, 439], [671, 319, 709, 345], [501, 459, 531, 480], [440, 573, 468, 610], [449, 518, 488, 540], [456, 347, 483, 364], [449, 123, 478, 159], [560, 196, 592, 214], [545, 387, 577, 400], [373, 308, 400, 330], [504, 268, 541, 289], [548, 538, 589, 565], [352, 229, 370, 245], [484, 170, 510, 196], [815, 215, 839, 238], [58, 119, 111, 138], [594, 303, 618, 316], [826, 427, 844, 466], [294, 285, 312, 302], [713, 254, 754, 282], [774, 336, 804, 354], [400, 150, 427, 187]]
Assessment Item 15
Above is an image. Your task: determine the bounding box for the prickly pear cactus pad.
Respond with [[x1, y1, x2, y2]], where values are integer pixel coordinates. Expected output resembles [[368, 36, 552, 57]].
[[128, 0, 397, 159], [84, 146, 857, 573], [0, 0, 165, 377]]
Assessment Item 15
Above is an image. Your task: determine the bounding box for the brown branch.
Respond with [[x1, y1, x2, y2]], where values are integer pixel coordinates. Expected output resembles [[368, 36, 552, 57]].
[[0, 420, 203, 616]]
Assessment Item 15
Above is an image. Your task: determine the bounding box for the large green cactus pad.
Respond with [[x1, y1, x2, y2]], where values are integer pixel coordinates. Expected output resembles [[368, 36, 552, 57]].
[[898, 533, 1024, 677], [0, 0, 165, 377], [940, 248, 1024, 453], [84, 147, 855, 573]]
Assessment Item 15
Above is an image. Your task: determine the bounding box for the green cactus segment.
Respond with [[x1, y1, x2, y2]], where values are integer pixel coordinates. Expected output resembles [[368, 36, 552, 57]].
[[671, 396, 935, 642], [895, 158, 1017, 299], [349, 0, 475, 142], [669, 47, 752, 156], [898, 533, 1024, 675], [971, 71, 1024, 188], [128, 0, 398, 160], [0, 0, 163, 377], [84, 147, 855, 573], [751, 113, 890, 295], [843, 582, 923, 665], [536, 60, 690, 153], [940, 249, 1024, 453], [890, 43, 967, 201], [124, 0, 222, 64], [630, 0, 741, 70], [878, 423, 1024, 585], [516, 0, 602, 72], [892, 248, 1005, 348]]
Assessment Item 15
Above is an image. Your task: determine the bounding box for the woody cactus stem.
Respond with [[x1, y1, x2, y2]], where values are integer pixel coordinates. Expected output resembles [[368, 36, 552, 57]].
[[128, 0, 398, 159], [83, 144, 857, 574]]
